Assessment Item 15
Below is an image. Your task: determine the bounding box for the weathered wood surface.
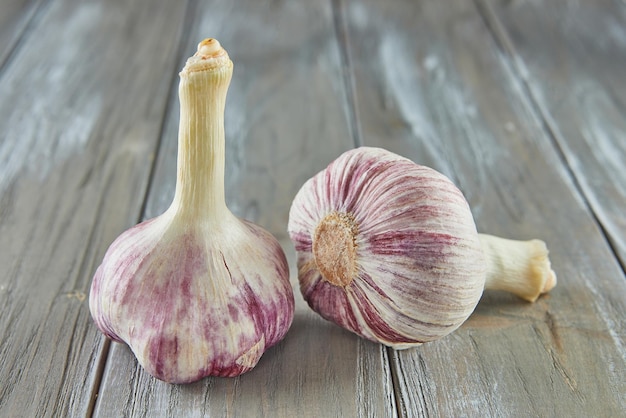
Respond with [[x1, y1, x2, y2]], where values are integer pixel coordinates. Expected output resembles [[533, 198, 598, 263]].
[[0, 0, 624, 417], [345, 0, 626, 416], [0, 0, 44, 67], [481, 0, 626, 268], [92, 1, 395, 417], [0, 0, 187, 415]]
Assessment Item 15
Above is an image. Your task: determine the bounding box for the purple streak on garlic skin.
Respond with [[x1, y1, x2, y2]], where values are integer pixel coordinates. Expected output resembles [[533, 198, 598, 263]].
[[90, 215, 293, 382], [289, 147, 485, 348]]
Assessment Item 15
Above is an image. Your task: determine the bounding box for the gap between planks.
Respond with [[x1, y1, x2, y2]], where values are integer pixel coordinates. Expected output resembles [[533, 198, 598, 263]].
[[85, 0, 196, 415], [332, 0, 363, 148], [473, 0, 626, 276], [0, 0, 52, 76], [386, 347, 408, 418], [136, 0, 198, 224], [332, 1, 405, 417]]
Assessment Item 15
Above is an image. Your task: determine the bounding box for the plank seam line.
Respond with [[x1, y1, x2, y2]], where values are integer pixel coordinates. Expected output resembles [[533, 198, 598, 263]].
[[87, 1, 198, 415], [331, 0, 363, 148], [136, 0, 199, 223], [0, 0, 53, 79], [86, 338, 110, 417], [386, 347, 408, 418], [473, 0, 626, 276]]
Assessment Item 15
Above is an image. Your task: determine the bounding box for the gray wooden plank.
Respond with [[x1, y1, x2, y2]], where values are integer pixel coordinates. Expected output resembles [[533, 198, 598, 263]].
[[92, 0, 396, 417], [0, 0, 187, 415], [344, 0, 626, 416], [481, 0, 626, 266], [0, 0, 45, 68]]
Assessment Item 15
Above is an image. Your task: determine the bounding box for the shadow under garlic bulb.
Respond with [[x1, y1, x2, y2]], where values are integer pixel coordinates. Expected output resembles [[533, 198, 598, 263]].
[[288, 147, 556, 349]]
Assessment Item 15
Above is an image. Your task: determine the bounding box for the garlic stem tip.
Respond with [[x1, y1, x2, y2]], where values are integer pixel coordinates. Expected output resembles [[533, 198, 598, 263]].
[[180, 37, 230, 76], [197, 38, 222, 57]]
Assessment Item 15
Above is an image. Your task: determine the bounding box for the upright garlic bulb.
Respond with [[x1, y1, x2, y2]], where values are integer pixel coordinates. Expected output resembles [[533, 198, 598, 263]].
[[90, 39, 294, 383], [288, 147, 556, 349]]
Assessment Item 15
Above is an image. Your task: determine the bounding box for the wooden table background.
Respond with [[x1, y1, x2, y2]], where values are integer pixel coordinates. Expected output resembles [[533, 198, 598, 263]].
[[1, 0, 625, 416]]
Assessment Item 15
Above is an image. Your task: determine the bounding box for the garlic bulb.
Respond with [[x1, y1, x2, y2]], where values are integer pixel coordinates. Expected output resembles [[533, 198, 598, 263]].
[[288, 147, 556, 349], [90, 39, 294, 383]]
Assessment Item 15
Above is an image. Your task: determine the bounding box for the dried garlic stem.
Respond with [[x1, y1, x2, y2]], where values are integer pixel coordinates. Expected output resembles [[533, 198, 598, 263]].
[[172, 38, 233, 221], [479, 234, 557, 302]]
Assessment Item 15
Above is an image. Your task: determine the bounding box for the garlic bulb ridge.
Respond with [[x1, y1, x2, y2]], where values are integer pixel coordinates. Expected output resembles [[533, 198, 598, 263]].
[[288, 146, 556, 349], [89, 39, 294, 383]]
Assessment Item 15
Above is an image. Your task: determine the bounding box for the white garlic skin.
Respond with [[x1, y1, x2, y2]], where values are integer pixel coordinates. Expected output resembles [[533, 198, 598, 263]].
[[288, 147, 485, 349], [90, 211, 294, 383]]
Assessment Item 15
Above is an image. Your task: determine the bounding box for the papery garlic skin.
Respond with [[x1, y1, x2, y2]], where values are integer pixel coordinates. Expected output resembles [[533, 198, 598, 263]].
[[288, 147, 486, 348], [89, 39, 294, 383], [90, 215, 292, 382]]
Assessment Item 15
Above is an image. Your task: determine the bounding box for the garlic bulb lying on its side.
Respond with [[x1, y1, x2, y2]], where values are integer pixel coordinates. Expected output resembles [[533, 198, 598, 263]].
[[288, 147, 556, 349], [90, 39, 294, 383]]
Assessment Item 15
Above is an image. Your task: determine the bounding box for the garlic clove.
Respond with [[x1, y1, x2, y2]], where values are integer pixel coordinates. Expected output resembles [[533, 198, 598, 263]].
[[89, 39, 294, 383], [288, 146, 556, 349]]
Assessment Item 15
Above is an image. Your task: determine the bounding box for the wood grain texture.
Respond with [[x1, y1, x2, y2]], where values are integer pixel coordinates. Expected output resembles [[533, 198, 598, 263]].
[[0, 0, 45, 68], [2, 0, 624, 416], [343, 0, 626, 416], [0, 0, 187, 415], [480, 0, 626, 267], [92, 0, 396, 417]]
